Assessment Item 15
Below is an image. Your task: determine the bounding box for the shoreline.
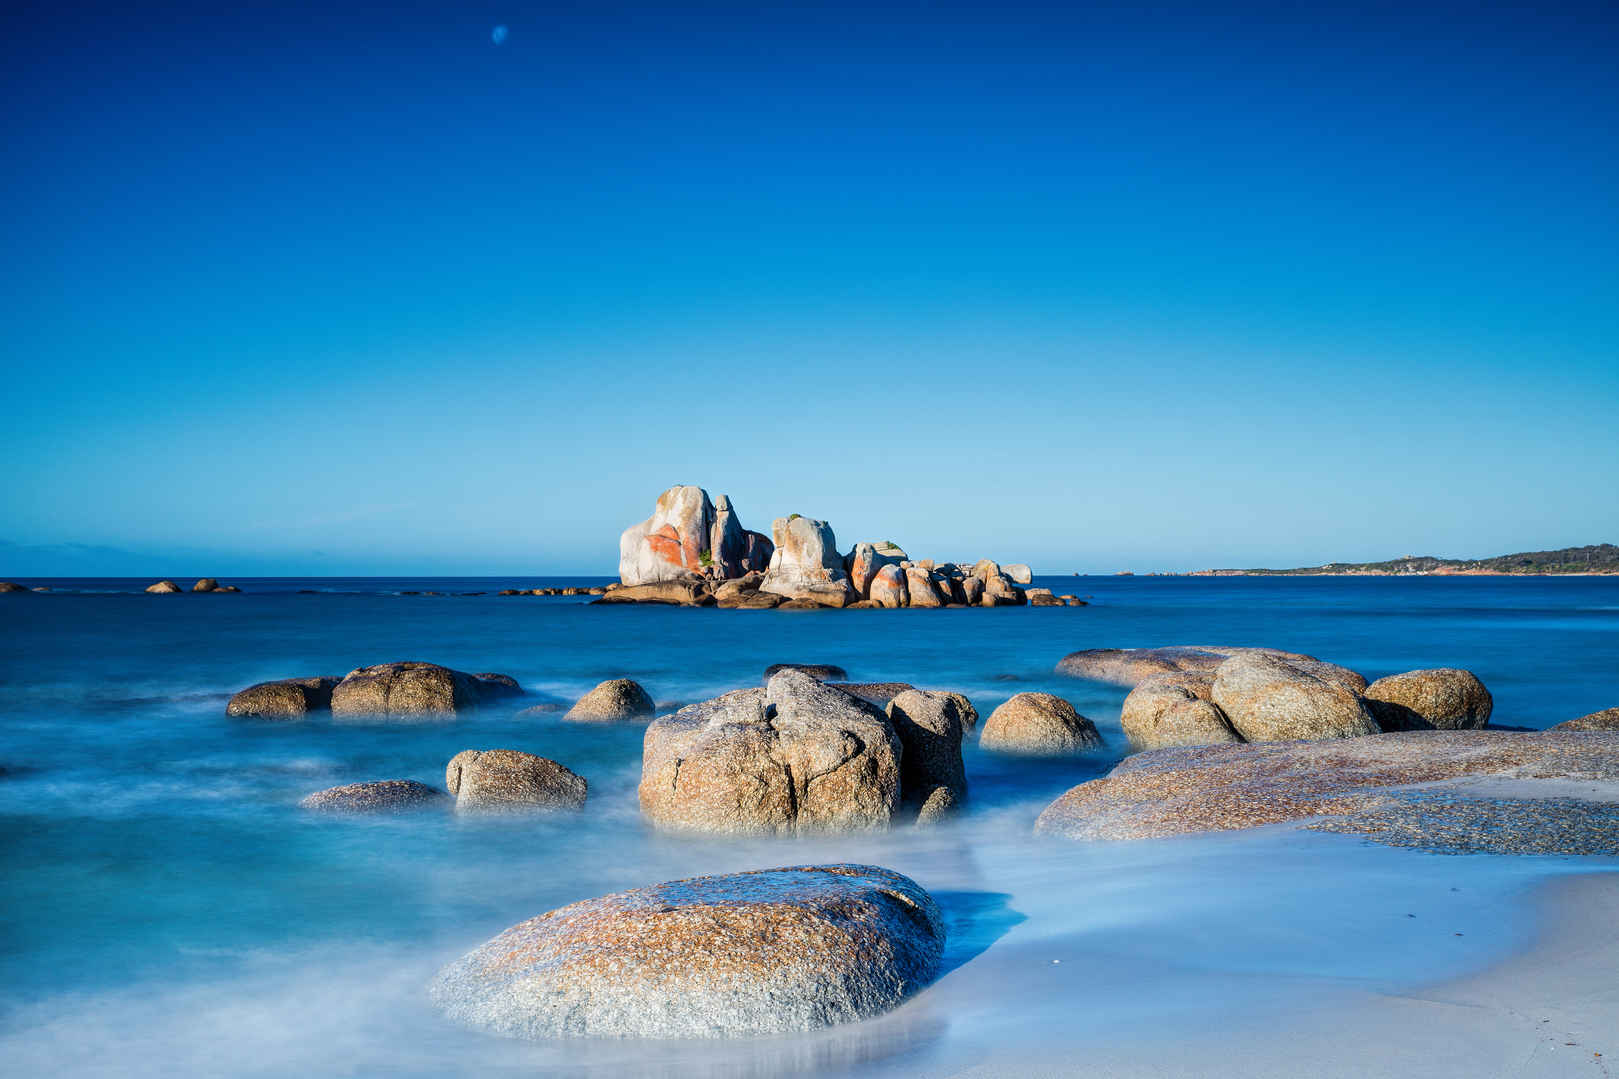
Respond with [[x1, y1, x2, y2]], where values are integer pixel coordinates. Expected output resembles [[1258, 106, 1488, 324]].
[[952, 868, 1619, 1078]]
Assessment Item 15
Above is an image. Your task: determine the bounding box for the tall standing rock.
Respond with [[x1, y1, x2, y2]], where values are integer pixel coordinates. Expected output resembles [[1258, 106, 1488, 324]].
[[868, 564, 908, 608], [845, 541, 907, 598], [760, 517, 856, 607], [619, 486, 772, 586]]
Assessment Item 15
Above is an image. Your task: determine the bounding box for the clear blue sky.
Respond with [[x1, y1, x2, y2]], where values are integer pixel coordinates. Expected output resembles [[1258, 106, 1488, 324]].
[[4, 2, 1616, 575]]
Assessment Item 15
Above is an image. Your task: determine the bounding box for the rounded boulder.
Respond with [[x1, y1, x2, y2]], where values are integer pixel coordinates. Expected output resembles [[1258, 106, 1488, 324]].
[[1362, 668, 1493, 731], [445, 749, 587, 812], [980, 692, 1103, 755]]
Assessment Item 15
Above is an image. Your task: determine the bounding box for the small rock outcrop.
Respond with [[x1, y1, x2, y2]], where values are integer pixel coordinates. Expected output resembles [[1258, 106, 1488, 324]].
[[192, 578, 220, 592], [226, 676, 339, 719], [1119, 672, 1241, 750], [429, 864, 945, 1039], [760, 516, 856, 607], [618, 486, 772, 586], [639, 672, 902, 834], [980, 692, 1103, 755], [472, 673, 525, 702], [763, 663, 848, 682], [593, 580, 713, 606], [886, 690, 968, 816], [445, 750, 588, 811], [300, 780, 446, 812], [1363, 668, 1493, 731], [1035, 731, 1619, 855], [565, 679, 655, 722], [1553, 708, 1619, 732], [1210, 652, 1380, 742], [330, 661, 483, 720], [145, 579, 182, 594], [0, 581, 28, 593]]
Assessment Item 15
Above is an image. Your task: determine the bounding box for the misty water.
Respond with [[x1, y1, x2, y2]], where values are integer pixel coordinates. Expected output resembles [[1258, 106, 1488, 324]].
[[3, 576, 1617, 1075]]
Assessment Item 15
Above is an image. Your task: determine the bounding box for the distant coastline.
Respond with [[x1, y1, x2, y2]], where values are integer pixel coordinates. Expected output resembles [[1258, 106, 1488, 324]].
[[1186, 543, 1619, 577]]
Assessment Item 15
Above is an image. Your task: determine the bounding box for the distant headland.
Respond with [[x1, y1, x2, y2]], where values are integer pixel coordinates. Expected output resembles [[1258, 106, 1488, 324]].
[[1189, 543, 1619, 577]]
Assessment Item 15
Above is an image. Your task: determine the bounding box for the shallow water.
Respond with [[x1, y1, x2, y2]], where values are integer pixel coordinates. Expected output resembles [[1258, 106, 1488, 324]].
[[2, 575, 1617, 1074]]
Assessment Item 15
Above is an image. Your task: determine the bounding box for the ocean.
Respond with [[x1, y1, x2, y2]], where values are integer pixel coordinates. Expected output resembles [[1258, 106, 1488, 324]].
[[2, 575, 1616, 1075]]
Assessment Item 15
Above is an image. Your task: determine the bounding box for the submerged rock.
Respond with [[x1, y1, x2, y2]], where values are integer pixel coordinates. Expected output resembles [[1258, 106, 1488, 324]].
[[1210, 652, 1379, 743], [1056, 645, 1366, 693], [639, 672, 902, 835], [1553, 707, 1619, 732], [330, 661, 482, 720], [445, 749, 587, 812], [300, 780, 446, 812], [1035, 730, 1619, 854], [472, 673, 525, 702], [566, 679, 654, 722], [980, 692, 1103, 755], [763, 663, 848, 682], [1119, 672, 1241, 750], [429, 864, 944, 1039], [145, 579, 182, 594], [1363, 668, 1493, 731], [226, 676, 339, 719]]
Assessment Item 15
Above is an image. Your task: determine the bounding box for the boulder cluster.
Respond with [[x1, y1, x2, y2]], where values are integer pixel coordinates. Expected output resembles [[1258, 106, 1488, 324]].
[[608, 486, 1074, 609], [1058, 646, 1492, 751]]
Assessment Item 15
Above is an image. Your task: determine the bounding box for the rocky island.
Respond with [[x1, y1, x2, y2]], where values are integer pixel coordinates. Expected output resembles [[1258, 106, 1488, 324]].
[[600, 485, 1075, 609]]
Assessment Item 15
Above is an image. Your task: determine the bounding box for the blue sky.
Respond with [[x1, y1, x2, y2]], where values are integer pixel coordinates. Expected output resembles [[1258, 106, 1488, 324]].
[[3, 2, 1617, 575]]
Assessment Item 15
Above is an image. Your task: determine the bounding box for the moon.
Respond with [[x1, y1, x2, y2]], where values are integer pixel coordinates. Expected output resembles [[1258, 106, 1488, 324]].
[[491, 25, 508, 45]]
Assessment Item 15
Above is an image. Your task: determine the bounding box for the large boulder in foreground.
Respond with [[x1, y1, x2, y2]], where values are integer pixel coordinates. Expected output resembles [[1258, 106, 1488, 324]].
[[430, 864, 944, 1039], [300, 780, 446, 812], [980, 692, 1103, 755], [330, 661, 482, 720], [1119, 672, 1241, 750], [226, 676, 339, 719], [639, 671, 902, 835], [1057, 645, 1367, 694], [1035, 731, 1619, 855], [1210, 652, 1379, 742], [760, 516, 856, 608], [445, 750, 587, 812], [1363, 668, 1492, 731], [1553, 707, 1619, 732], [565, 679, 654, 722], [886, 690, 968, 816]]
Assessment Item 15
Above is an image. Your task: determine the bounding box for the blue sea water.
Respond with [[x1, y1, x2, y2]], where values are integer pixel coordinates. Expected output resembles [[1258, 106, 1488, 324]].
[[1, 575, 1616, 1075]]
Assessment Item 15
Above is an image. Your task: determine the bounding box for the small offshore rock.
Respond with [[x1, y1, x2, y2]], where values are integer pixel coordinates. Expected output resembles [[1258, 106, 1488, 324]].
[[145, 579, 182, 594], [514, 702, 565, 718], [981, 692, 1103, 755], [0, 581, 29, 593], [445, 749, 587, 812], [226, 676, 339, 719], [191, 578, 220, 592], [1363, 668, 1493, 731], [429, 864, 944, 1039], [330, 661, 483, 720], [763, 663, 848, 682], [300, 780, 446, 812], [566, 678, 655, 722]]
